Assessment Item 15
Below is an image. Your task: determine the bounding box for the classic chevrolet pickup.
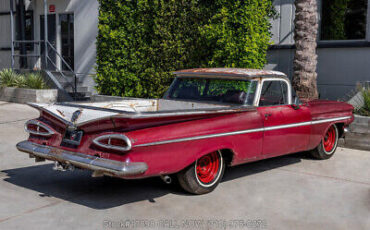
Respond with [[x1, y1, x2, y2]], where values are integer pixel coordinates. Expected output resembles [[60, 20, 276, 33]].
[[17, 68, 354, 194]]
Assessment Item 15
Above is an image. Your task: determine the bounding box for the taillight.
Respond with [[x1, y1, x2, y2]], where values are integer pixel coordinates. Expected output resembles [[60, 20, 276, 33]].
[[93, 134, 132, 152], [24, 120, 55, 137]]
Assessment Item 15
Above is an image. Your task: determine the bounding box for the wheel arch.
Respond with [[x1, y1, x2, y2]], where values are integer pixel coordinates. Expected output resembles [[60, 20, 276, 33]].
[[219, 148, 235, 166], [308, 121, 344, 151], [178, 145, 236, 173], [335, 122, 345, 138]]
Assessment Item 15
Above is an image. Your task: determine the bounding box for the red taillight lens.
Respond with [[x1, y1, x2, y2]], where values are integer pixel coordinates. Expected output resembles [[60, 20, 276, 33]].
[[99, 138, 109, 145], [110, 138, 128, 147], [27, 124, 38, 132], [93, 134, 132, 152], [24, 120, 54, 137], [27, 124, 48, 133]]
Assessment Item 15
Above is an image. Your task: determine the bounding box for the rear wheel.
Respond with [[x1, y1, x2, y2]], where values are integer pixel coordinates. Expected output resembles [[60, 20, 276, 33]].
[[177, 151, 225, 195], [310, 124, 339, 159]]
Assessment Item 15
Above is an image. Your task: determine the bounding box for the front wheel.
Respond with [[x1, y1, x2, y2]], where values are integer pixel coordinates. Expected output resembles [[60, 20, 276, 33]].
[[177, 151, 225, 195], [310, 124, 339, 159]]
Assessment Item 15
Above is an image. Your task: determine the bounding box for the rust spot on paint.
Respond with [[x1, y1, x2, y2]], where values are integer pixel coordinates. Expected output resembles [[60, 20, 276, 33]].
[[50, 148, 63, 156], [174, 68, 286, 77], [56, 109, 65, 117]]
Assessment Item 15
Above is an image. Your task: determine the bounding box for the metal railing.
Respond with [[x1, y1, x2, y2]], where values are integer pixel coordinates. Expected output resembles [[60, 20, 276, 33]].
[[11, 40, 42, 70], [46, 41, 77, 96], [11, 40, 78, 99], [342, 81, 370, 113]]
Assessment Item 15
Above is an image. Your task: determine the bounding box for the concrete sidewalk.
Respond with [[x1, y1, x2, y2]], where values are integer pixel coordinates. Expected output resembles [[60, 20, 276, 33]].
[[0, 102, 369, 230]]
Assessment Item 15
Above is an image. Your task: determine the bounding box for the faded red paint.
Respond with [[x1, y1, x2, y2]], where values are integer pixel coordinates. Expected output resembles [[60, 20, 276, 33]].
[[26, 100, 353, 179], [20, 69, 354, 180]]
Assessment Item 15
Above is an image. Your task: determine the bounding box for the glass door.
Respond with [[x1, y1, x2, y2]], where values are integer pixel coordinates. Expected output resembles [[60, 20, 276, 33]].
[[59, 13, 74, 71], [40, 14, 56, 70]]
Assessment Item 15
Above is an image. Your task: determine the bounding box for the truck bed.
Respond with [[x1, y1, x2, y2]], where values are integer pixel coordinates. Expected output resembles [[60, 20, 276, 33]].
[[30, 98, 255, 127]]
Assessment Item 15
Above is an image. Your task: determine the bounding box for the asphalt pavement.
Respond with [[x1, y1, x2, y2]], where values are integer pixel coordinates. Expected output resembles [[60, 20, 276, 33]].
[[0, 101, 369, 230]]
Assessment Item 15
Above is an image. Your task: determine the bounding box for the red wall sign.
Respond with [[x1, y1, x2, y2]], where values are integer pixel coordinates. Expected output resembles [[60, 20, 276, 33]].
[[49, 5, 55, 13]]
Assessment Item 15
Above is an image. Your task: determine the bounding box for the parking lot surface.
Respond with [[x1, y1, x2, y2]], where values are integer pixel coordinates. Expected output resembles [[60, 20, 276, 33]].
[[0, 102, 369, 230]]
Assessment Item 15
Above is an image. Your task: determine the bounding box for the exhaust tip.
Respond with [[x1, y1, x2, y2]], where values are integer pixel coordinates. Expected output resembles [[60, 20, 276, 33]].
[[35, 157, 45, 162], [344, 127, 349, 133], [92, 171, 104, 177], [160, 175, 172, 184]]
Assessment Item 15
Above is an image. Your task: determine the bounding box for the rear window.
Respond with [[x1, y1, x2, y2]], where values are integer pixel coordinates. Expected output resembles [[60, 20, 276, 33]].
[[164, 77, 257, 105]]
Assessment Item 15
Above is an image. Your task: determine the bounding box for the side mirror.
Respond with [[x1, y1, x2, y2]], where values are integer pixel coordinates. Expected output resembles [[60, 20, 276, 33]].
[[291, 97, 300, 110]]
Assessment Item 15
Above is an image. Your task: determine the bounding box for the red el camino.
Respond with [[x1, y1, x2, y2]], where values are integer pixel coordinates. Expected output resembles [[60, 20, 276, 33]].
[[17, 68, 354, 194]]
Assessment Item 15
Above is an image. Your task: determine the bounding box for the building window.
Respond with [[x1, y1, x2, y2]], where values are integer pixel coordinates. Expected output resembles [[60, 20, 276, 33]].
[[59, 13, 74, 71], [321, 0, 368, 40]]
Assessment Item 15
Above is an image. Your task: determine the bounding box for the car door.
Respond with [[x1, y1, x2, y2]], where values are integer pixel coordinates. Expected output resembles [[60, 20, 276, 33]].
[[257, 79, 311, 157]]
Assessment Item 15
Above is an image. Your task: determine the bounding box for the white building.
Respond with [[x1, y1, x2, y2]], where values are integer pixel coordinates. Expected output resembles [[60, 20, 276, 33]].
[[267, 0, 370, 99], [0, 0, 99, 97]]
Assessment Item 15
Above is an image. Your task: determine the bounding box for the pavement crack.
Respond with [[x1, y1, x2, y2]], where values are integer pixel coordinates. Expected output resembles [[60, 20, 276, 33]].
[[0, 200, 61, 223], [0, 118, 30, 125], [0, 189, 95, 224]]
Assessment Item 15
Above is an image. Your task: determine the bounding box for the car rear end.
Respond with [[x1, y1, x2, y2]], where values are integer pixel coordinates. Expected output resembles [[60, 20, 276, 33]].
[[17, 104, 149, 179], [16, 102, 248, 179]]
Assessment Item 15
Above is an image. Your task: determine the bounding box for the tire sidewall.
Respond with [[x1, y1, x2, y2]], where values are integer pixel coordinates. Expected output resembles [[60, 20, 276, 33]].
[[178, 151, 225, 194]]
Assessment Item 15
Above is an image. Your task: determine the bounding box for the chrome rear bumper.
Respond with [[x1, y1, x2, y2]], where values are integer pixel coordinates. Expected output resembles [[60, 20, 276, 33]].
[[16, 141, 148, 177]]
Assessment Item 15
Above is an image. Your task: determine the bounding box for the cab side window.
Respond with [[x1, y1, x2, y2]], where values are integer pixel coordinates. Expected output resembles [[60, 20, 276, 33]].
[[259, 80, 288, 106]]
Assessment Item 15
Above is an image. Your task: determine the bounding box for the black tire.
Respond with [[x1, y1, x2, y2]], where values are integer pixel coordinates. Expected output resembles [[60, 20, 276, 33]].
[[177, 151, 225, 195], [310, 124, 339, 160]]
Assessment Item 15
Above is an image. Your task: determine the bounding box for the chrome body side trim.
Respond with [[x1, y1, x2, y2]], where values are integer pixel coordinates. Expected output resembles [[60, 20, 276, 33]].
[[93, 134, 132, 152], [134, 116, 351, 147], [311, 116, 351, 125], [263, 121, 312, 131], [24, 120, 55, 137], [16, 141, 147, 177], [135, 127, 265, 147]]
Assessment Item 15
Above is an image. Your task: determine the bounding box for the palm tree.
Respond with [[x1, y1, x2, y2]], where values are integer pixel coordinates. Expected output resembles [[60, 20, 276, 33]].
[[292, 0, 319, 100]]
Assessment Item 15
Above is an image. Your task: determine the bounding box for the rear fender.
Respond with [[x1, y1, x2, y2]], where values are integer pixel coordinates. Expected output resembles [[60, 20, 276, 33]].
[[308, 121, 346, 150], [185, 143, 236, 169]]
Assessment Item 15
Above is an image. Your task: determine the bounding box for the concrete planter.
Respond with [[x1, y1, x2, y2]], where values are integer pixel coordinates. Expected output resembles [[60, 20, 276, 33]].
[[340, 115, 370, 151], [0, 87, 58, 103]]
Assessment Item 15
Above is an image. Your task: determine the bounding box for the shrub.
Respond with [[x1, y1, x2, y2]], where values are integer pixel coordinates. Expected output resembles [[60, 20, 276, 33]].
[[0, 69, 20, 87], [361, 88, 370, 115], [96, 0, 275, 98], [13, 74, 27, 88], [25, 72, 48, 89], [0, 69, 48, 89]]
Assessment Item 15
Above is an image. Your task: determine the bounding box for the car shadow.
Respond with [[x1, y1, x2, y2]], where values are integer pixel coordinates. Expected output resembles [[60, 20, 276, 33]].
[[2, 153, 306, 209], [222, 152, 305, 182]]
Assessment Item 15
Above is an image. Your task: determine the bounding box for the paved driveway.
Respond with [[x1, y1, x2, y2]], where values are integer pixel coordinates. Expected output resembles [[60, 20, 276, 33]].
[[0, 102, 369, 230]]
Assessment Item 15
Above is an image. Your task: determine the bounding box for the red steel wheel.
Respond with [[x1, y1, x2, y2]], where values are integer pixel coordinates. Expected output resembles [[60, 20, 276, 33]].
[[195, 151, 221, 186], [323, 126, 336, 152], [310, 124, 339, 160]]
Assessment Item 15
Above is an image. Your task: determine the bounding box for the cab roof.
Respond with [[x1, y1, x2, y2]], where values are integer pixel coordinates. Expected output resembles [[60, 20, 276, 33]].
[[173, 68, 287, 79]]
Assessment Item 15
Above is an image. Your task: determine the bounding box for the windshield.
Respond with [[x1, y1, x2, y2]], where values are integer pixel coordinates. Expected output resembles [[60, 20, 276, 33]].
[[163, 77, 257, 105]]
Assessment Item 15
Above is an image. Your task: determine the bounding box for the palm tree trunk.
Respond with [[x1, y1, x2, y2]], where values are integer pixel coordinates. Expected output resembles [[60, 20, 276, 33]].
[[293, 0, 319, 100]]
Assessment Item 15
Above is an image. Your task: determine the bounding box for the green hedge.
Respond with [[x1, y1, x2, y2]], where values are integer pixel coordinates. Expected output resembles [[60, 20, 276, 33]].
[[96, 0, 275, 98]]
